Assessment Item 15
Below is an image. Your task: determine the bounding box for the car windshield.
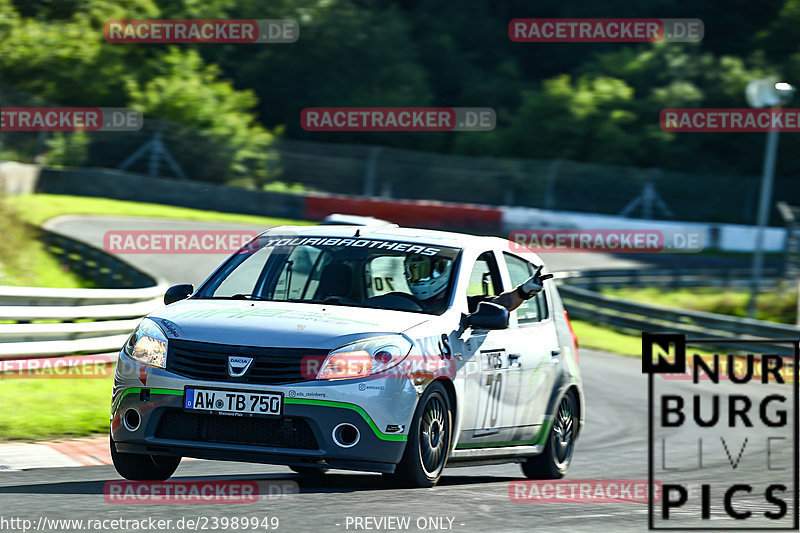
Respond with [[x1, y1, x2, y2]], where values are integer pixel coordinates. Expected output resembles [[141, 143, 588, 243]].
[[194, 235, 461, 315]]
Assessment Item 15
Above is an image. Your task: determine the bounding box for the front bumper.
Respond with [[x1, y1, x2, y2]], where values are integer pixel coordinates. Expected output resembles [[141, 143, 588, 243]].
[[111, 350, 416, 473]]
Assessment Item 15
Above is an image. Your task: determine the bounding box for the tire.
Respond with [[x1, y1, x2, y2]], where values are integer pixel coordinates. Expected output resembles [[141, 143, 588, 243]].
[[386, 381, 452, 488], [290, 466, 328, 477], [521, 391, 578, 480], [110, 434, 181, 481]]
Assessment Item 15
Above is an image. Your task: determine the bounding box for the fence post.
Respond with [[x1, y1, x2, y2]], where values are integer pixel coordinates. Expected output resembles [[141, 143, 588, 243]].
[[544, 159, 560, 210], [363, 147, 382, 197], [619, 169, 673, 219]]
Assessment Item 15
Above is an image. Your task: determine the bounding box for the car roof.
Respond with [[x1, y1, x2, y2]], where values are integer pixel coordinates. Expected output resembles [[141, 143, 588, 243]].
[[257, 225, 547, 270], [264, 224, 524, 252]]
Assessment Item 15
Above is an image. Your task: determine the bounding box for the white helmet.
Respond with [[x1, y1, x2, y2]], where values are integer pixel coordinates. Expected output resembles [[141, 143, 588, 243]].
[[404, 255, 452, 300]]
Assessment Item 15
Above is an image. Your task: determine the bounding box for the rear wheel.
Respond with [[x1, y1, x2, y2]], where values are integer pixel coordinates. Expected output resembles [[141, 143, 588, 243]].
[[110, 434, 181, 481], [385, 381, 452, 488], [521, 391, 577, 479]]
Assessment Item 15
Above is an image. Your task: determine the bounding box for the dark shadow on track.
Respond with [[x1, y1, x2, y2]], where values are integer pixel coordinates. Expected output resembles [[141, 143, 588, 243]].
[[0, 472, 524, 496]]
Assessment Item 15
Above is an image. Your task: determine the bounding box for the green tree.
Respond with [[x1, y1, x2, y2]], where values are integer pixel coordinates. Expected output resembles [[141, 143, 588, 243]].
[[125, 48, 275, 183]]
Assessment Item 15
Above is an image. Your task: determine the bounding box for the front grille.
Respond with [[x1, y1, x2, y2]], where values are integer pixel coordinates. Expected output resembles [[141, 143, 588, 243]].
[[156, 409, 319, 449], [167, 339, 324, 385]]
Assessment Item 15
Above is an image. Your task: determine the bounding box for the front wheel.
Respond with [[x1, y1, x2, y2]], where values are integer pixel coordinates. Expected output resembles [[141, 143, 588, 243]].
[[386, 381, 452, 488], [521, 391, 577, 479], [110, 434, 181, 481]]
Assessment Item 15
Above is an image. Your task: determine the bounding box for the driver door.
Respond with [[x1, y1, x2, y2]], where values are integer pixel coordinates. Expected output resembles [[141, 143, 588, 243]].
[[502, 252, 561, 442], [458, 251, 517, 446]]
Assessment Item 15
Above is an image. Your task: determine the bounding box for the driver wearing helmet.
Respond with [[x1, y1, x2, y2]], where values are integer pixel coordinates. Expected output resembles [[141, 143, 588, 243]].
[[404, 254, 551, 313]]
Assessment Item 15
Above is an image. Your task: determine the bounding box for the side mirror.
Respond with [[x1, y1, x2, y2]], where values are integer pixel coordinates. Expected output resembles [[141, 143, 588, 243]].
[[468, 301, 509, 330], [164, 284, 193, 305]]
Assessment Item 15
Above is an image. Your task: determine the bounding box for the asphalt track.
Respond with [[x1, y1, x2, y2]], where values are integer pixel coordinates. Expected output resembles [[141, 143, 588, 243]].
[[0, 216, 791, 533]]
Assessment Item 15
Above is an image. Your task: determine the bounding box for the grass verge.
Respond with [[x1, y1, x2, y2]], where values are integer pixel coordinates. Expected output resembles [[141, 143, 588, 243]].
[[2, 240, 94, 288], [0, 196, 91, 288], [6, 194, 312, 228], [570, 319, 644, 358], [602, 286, 797, 325], [0, 377, 112, 441], [571, 319, 720, 360]]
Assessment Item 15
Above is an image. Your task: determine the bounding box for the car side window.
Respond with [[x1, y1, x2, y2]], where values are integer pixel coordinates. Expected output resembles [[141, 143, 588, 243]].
[[504, 252, 548, 324], [365, 255, 409, 297], [467, 252, 502, 302]]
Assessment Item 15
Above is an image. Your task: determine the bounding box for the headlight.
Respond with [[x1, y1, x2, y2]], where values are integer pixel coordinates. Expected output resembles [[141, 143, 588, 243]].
[[316, 335, 413, 380], [124, 318, 168, 369]]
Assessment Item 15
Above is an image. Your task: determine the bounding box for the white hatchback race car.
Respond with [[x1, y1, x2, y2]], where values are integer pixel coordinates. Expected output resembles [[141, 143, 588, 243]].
[[111, 225, 584, 487]]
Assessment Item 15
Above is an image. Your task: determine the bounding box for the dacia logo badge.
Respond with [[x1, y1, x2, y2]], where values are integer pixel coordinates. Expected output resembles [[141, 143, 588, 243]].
[[227, 356, 254, 377]]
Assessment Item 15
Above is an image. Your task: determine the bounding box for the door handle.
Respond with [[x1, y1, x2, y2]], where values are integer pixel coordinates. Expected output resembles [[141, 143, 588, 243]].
[[551, 349, 561, 358]]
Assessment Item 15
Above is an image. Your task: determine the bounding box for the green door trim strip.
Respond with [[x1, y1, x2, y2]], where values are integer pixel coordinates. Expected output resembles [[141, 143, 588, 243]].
[[454, 419, 552, 449]]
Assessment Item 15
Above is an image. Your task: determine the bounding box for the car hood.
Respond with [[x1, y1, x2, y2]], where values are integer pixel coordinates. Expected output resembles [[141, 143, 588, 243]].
[[147, 299, 429, 350]]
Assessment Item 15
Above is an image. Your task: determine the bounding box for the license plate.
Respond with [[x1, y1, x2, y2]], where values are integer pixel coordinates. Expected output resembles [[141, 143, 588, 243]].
[[184, 388, 283, 417]]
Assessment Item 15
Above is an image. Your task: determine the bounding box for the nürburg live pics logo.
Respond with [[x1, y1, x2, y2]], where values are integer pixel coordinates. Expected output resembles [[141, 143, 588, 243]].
[[643, 332, 798, 530]]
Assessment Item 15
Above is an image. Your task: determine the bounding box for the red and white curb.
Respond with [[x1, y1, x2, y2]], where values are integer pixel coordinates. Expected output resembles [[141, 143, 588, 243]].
[[0, 436, 110, 471], [0, 436, 197, 471]]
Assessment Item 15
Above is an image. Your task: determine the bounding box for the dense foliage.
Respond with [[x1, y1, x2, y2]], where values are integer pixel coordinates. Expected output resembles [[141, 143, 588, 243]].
[[2, 0, 799, 181]]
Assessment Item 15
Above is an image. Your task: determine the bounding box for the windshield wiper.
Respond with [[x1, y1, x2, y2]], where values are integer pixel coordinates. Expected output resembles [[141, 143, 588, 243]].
[[284, 297, 364, 308], [221, 293, 271, 300]]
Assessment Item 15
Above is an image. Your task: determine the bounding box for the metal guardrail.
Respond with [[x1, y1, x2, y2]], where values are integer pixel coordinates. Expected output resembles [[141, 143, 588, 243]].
[[0, 284, 167, 359], [558, 267, 783, 290], [0, 228, 167, 361], [557, 268, 799, 358]]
